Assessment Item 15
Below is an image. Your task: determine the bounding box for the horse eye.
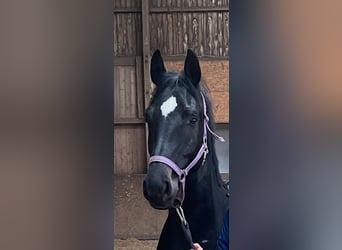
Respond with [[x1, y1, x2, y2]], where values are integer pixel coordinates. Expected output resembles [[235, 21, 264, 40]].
[[190, 117, 198, 124]]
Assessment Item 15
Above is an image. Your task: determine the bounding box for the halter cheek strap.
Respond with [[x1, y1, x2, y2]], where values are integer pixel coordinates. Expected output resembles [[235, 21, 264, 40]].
[[148, 92, 225, 205]]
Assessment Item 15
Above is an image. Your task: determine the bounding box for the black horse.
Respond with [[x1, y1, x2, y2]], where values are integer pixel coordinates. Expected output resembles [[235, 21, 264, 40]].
[[143, 49, 229, 250]]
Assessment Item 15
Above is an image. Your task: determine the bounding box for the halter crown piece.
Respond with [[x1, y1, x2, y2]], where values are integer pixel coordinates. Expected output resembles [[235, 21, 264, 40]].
[[148, 92, 225, 206]]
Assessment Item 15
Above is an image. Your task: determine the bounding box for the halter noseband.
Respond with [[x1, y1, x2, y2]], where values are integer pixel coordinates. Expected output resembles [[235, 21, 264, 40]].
[[148, 92, 224, 206]]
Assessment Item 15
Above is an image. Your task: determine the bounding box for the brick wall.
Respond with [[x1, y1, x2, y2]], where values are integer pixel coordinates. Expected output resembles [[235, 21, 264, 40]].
[[165, 60, 229, 123]]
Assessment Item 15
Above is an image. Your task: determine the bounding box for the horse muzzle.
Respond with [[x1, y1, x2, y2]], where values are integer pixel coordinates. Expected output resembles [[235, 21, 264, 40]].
[[143, 163, 179, 209]]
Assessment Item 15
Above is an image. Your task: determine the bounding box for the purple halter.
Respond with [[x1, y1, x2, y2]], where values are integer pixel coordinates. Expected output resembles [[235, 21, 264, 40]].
[[148, 92, 224, 206]]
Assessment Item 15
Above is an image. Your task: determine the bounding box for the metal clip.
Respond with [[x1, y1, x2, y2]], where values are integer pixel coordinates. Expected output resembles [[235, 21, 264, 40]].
[[202, 146, 209, 166], [176, 206, 195, 249]]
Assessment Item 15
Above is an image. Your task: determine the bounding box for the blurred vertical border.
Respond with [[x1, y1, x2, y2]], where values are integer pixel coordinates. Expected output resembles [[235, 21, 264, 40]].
[[0, 0, 113, 250], [230, 1, 342, 250]]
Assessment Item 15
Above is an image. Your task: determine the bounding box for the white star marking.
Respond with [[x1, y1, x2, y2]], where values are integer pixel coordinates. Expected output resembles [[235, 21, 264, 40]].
[[160, 96, 177, 118]]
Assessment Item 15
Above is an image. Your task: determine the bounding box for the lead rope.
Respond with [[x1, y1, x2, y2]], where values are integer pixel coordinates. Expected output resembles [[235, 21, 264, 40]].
[[174, 93, 225, 249], [176, 206, 195, 249]]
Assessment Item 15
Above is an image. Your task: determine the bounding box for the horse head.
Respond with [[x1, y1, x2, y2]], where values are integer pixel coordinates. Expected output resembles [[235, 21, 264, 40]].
[[143, 49, 207, 209]]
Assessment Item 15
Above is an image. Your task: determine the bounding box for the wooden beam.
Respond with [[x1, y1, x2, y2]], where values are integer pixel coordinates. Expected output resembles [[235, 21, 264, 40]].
[[113, 6, 229, 14], [141, 0, 151, 110], [114, 118, 145, 125], [135, 56, 144, 119], [141, 0, 151, 166], [162, 55, 229, 61], [113, 56, 136, 66], [112, 56, 228, 66], [149, 7, 229, 13], [113, 8, 141, 13]]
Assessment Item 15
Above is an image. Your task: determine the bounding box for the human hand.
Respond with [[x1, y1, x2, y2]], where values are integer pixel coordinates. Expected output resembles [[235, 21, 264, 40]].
[[192, 243, 203, 250]]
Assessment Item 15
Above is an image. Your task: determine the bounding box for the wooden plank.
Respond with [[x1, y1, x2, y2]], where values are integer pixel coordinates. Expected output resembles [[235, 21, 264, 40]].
[[132, 13, 138, 55], [114, 17, 118, 56], [160, 55, 228, 60], [114, 125, 146, 174], [188, 12, 192, 50], [115, 14, 122, 55], [184, 0, 189, 8], [183, 11, 188, 51], [114, 56, 136, 66], [142, 0, 151, 107], [123, 14, 128, 54], [203, 12, 207, 55], [193, 13, 199, 53], [120, 0, 125, 8], [158, 14, 164, 53], [126, 0, 131, 8], [114, 118, 145, 124], [149, 14, 156, 53], [114, 6, 229, 13], [194, 0, 198, 7], [142, 0, 151, 166], [208, 13, 213, 55], [168, 13, 173, 54], [119, 67, 126, 118], [164, 14, 168, 53], [130, 65, 136, 116], [218, 12, 223, 56], [136, 14, 142, 55], [127, 13, 133, 55], [136, 0, 142, 8], [177, 12, 182, 54], [212, 11, 218, 56], [197, 13, 203, 56], [172, 12, 177, 54], [114, 12, 143, 56], [136, 57, 144, 118], [223, 12, 229, 56], [113, 60, 150, 120], [113, 8, 142, 13], [114, 66, 119, 119], [127, 66, 135, 117]]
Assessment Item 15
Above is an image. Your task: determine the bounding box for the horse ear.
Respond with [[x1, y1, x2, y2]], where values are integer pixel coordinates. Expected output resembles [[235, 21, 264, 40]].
[[184, 49, 201, 87], [150, 49, 166, 86]]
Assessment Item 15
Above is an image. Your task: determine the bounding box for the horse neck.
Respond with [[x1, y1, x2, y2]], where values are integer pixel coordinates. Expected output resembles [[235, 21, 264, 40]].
[[182, 133, 222, 208]]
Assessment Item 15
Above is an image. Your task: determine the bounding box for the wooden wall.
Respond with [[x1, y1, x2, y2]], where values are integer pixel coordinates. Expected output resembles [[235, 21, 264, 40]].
[[114, 0, 229, 57], [114, 125, 146, 174], [114, 0, 229, 174], [149, 7, 229, 57]]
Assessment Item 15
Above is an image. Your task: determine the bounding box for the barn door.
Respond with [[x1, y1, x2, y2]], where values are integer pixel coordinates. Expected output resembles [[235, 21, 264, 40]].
[[114, 0, 147, 174]]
